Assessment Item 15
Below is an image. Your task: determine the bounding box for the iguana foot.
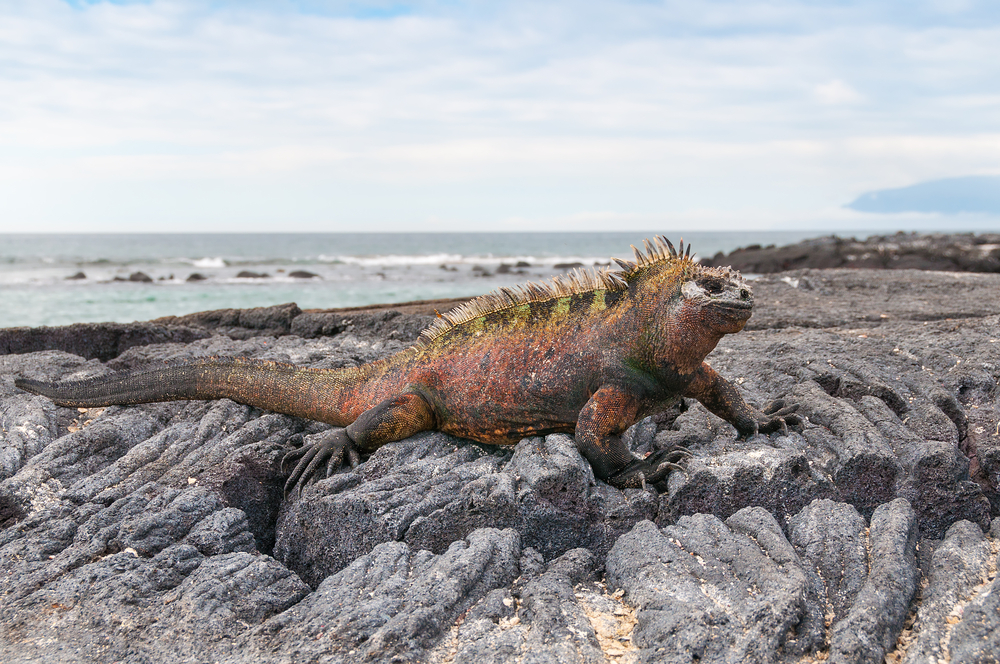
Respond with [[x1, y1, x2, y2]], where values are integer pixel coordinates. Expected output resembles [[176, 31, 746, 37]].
[[735, 399, 804, 440], [757, 399, 803, 435], [607, 446, 690, 491], [282, 428, 361, 496]]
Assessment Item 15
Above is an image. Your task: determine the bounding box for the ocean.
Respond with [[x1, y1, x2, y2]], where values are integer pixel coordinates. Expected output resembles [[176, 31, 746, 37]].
[[0, 232, 819, 329]]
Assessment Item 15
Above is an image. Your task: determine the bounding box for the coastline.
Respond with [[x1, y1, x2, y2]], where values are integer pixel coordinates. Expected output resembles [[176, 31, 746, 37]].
[[1, 267, 999, 662], [703, 231, 1000, 273], [0, 230, 821, 329]]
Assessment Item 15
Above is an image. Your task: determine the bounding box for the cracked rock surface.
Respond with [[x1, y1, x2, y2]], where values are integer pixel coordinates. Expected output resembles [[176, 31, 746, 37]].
[[1, 268, 999, 663]]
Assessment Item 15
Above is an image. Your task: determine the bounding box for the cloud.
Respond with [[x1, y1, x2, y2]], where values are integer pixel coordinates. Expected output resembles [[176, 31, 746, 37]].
[[814, 79, 864, 105], [1, 0, 999, 231]]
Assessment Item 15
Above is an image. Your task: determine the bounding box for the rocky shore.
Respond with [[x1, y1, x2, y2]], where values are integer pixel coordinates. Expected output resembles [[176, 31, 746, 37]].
[[1, 267, 999, 663], [700, 232, 1000, 274]]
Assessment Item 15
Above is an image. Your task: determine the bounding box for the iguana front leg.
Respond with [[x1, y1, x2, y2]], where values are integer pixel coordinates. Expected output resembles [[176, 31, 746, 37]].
[[683, 362, 800, 438], [575, 384, 687, 489], [282, 391, 437, 494]]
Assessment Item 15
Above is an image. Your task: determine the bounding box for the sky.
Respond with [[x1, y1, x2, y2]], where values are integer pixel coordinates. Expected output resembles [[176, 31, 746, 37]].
[[1, 0, 998, 233]]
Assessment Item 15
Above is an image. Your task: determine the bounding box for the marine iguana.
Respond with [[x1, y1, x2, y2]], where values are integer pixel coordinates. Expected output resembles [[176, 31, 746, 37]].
[[15, 237, 799, 494]]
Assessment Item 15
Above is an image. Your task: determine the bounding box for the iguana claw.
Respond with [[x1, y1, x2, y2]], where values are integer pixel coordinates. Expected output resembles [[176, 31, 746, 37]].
[[282, 428, 361, 496], [756, 399, 803, 435], [607, 446, 690, 490]]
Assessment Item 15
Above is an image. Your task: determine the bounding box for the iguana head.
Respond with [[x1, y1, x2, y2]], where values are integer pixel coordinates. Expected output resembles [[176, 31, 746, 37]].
[[616, 236, 753, 335], [681, 265, 754, 333]]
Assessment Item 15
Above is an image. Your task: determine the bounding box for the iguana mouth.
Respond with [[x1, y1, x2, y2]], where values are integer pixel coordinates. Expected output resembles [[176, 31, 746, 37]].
[[712, 302, 754, 322]]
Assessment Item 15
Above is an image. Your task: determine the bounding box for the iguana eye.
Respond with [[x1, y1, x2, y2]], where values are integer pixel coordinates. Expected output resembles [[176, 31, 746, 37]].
[[697, 277, 725, 294]]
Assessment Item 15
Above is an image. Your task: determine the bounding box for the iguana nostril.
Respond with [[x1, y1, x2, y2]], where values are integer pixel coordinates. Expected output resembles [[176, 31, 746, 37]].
[[740, 289, 750, 299]]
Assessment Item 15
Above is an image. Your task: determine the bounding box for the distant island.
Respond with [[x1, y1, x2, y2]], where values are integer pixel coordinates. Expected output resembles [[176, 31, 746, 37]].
[[846, 175, 1000, 214]]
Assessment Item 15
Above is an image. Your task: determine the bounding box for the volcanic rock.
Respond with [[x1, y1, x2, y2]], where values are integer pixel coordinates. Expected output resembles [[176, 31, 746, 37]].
[[701, 231, 1000, 274], [1, 267, 998, 662]]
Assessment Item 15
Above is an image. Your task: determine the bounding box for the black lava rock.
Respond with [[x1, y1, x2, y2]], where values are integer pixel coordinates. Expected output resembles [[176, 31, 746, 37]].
[[1, 266, 998, 662], [701, 232, 1000, 274]]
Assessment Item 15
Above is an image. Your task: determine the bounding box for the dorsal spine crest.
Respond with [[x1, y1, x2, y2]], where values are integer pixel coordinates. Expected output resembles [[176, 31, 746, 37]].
[[413, 236, 699, 349]]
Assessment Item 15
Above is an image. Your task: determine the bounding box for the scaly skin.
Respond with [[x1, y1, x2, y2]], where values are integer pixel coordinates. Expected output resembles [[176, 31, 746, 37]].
[[15, 237, 800, 494]]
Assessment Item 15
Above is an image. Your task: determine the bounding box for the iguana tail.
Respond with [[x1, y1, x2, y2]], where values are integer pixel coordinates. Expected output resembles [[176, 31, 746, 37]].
[[14, 357, 364, 426]]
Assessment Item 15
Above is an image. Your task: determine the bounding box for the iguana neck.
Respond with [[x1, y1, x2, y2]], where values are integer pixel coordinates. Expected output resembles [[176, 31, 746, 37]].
[[624, 288, 727, 378]]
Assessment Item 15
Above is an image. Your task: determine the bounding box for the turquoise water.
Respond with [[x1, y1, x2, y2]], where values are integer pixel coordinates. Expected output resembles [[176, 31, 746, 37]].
[[0, 232, 819, 328]]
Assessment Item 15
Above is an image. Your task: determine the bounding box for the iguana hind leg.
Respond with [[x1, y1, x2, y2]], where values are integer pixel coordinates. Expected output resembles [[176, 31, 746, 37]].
[[283, 391, 437, 495]]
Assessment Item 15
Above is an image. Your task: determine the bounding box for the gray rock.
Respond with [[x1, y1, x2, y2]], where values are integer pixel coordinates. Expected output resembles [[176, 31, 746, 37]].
[[658, 425, 839, 525], [275, 432, 657, 587], [948, 547, 1000, 664], [0, 322, 211, 362], [0, 267, 998, 662], [0, 509, 308, 663], [788, 498, 868, 623], [606, 499, 922, 664], [240, 527, 521, 663], [787, 381, 901, 517], [701, 232, 1000, 273], [437, 547, 610, 664], [289, 308, 436, 343], [152, 302, 302, 340], [826, 498, 919, 664], [128, 271, 154, 282], [902, 520, 993, 664], [605, 507, 824, 663]]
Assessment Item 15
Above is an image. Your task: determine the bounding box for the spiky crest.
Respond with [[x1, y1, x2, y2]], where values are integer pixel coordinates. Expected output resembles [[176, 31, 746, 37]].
[[612, 235, 696, 280], [413, 236, 700, 349]]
